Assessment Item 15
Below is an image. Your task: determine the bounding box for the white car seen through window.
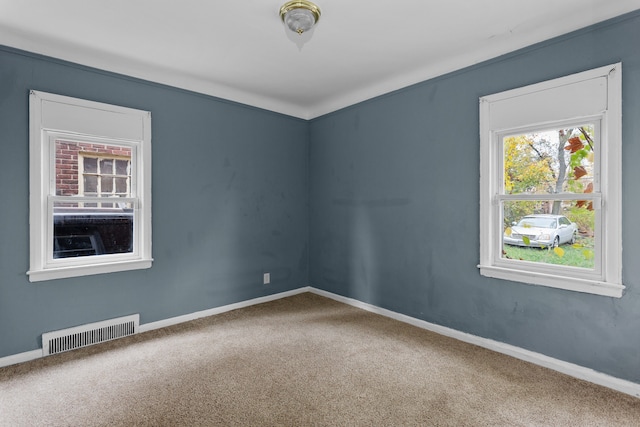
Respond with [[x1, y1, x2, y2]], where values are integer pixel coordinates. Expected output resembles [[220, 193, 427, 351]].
[[504, 214, 578, 248]]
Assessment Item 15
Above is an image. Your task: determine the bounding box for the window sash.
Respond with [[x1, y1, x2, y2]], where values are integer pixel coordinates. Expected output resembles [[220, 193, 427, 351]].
[[46, 195, 140, 266], [493, 198, 603, 278], [497, 118, 602, 196], [48, 133, 138, 195]]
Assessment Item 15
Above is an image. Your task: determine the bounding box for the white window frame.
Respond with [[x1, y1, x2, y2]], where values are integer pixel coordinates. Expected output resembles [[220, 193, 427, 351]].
[[478, 64, 623, 298], [28, 91, 152, 282]]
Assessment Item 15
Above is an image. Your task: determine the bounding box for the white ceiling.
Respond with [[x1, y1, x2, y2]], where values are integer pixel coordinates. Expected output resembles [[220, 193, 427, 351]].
[[1, 1, 639, 119]]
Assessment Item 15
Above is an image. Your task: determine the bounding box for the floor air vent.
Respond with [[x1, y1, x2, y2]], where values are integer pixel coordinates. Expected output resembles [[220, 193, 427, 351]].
[[42, 314, 139, 356]]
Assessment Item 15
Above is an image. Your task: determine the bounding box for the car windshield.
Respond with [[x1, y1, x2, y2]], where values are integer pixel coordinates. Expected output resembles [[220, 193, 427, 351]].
[[517, 217, 556, 228]]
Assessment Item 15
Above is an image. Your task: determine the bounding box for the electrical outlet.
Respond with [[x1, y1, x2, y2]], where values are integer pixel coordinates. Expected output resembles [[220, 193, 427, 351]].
[[263, 272, 270, 285]]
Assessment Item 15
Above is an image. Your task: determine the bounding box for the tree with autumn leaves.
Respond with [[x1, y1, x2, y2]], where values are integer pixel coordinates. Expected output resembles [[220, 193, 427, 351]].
[[503, 126, 595, 235], [565, 127, 595, 210]]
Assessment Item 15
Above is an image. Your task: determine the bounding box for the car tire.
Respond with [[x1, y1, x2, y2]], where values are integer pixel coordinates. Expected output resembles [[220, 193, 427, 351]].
[[570, 232, 576, 245], [552, 236, 560, 248]]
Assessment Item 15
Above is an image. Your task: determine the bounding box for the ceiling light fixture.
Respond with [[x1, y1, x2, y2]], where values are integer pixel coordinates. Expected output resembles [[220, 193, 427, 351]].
[[279, 1, 321, 35]]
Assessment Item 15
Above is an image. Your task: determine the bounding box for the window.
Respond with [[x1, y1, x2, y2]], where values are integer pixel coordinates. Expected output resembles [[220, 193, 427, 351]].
[[479, 64, 623, 298], [29, 91, 152, 281], [80, 153, 131, 199]]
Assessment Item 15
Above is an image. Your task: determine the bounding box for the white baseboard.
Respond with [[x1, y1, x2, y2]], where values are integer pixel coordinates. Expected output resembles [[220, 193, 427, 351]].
[[308, 287, 640, 399], [0, 349, 42, 368], [3, 285, 639, 400], [138, 287, 311, 333], [0, 287, 311, 369]]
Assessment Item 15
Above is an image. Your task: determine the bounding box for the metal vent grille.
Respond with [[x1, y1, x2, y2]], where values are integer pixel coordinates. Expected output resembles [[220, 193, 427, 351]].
[[42, 314, 139, 356]]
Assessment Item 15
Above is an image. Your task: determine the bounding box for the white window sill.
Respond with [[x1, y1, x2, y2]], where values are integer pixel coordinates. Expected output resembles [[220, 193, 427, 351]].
[[478, 265, 624, 298], [27, 258, 153, 282]]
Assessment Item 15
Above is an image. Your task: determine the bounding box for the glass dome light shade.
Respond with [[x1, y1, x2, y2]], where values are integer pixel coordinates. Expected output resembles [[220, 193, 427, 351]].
[[284, 8, 315, 34], [280, 1, 321, 35]]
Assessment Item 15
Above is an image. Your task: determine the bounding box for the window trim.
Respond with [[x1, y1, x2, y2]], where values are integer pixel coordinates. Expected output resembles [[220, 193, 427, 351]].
[[28, 91, 152, 282], [478, 64, 623, 298]]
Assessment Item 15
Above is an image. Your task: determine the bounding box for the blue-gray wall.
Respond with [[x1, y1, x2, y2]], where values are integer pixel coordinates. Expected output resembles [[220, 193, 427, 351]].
[[310, 11, 640, 383], [0, 47, 309, 358]]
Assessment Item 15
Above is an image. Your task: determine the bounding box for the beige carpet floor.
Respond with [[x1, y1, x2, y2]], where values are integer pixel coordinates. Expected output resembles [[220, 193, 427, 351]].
[[1, 292, 639, 426]]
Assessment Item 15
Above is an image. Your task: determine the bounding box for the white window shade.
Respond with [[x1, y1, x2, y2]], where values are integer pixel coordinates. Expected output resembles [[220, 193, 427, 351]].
[[487, 76, 608, 131]]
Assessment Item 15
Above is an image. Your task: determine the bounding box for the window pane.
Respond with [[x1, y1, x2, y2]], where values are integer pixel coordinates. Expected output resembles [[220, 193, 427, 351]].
[[100, 158, 114, 174], [54, 142, 133, 198], [115, 177, 128, 194], [53, 201, 134, 259], [503, 125, 595, 196], [84, 175, 98, 193], [101, 176, 113, 193], [84, 157, 97, 174], [115, 159, 129, 176], [502, 200, 595, 269]]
